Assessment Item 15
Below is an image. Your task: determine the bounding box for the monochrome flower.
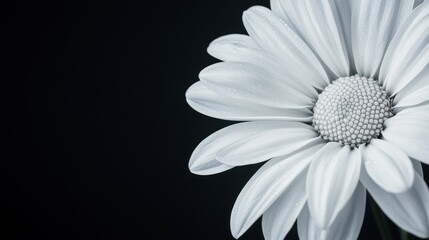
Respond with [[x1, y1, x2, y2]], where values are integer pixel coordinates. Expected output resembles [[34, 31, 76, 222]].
[[186, 0, 429, 239]]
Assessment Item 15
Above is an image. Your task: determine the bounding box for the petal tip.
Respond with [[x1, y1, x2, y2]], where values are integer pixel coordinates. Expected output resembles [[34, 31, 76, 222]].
[[198, 65, 212, 81], [242, 5, 268, 22], [188, 161, 199, 174], [188, 160, 205, 176], [230, 223, 244, 239]]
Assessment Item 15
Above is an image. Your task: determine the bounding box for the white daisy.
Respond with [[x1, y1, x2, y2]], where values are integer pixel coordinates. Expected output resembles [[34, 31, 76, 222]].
[[186, 0, 429, 239]]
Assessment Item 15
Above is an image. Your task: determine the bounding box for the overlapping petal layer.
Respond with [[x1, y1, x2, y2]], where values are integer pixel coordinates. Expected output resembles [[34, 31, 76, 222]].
[[298, 184, 366, 240], [243, 6, 330, 89], [189, 121, 299, 175], [380, 1, 429, 95], [267, 0, 350, 77], [199, 61, 315, 108], [186, 81, 313, 122], [262, 171, 307, 240], [307, 143, 361, 228], [351, 0, 413, 78], [217, 123, 321, 166], [360, 139, 414, 193], [383, 105, 429, 164], [361, 168, 429, 238], [230, 144, 324, 238]]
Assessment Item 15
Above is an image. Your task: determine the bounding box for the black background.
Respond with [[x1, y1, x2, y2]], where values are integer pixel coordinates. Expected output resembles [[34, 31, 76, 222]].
[[5, 0, 428, 239]]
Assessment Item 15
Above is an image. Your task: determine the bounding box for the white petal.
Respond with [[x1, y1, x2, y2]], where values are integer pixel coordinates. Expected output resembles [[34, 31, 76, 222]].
[[230, 143, 324, 238], [394, 84, 429, 108], [207, 34, 318, 98], [323, 184, 366, 240], [380, 1, 429, 95], [242, 6, 329, 89], [298, 184, 366, 240], [361, 168, 429, 238], [189, 121, 295, 175], [262, 171, 307, 240], [360, 139, 414, 193], [393, 102, 429, 117], [199, 62, 314, 109], [329, 0, 354, 72], [307, 143, 361, 228], [207, 34, 259, 62], [186, 82, 313, 122], [270, 0, 296, 29], [393, 71, 429, 107], [383, 111, 429, 164], [351, 0, 413, 78], [298, 205, 323, 240], [217, 123, 321, 166], [266, 0, 350, 77]]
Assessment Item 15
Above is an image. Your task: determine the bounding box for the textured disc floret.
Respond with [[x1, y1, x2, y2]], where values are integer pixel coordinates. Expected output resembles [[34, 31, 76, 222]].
[[312, 75, 393, 148]]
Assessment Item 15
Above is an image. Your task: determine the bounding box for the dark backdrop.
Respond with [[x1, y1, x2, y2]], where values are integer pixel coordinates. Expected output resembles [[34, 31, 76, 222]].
[[5, 0, 428, 239]]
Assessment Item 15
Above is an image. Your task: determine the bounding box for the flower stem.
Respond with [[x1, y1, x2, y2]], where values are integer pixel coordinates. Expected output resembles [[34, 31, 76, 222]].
[[400, 229, 416, 240], [400, 229, 409, 240], [369, 196, 393, 240]]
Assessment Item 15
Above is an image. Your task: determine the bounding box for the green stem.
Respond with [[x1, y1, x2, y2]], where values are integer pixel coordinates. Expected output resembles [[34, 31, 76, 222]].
[[400, 229, 409, 240], [369, 196, 393, 240], [400, 229, 416, 240]]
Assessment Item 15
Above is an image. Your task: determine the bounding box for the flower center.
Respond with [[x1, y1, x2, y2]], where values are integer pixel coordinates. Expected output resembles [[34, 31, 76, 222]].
[[312, 75, 393, 148]]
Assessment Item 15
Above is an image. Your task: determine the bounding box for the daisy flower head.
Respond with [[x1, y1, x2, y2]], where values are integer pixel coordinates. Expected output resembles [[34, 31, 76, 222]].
[[186, 0, 429, 239]]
